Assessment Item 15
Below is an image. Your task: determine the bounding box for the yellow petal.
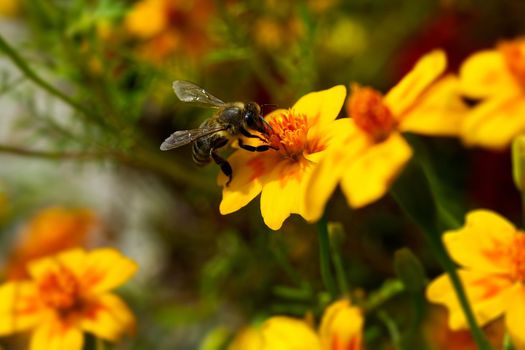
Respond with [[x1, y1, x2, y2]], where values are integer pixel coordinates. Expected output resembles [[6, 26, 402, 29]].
[[384, 50, 446, 116], [319, 300, 364, 350], [81, 293, 135, 341], [259, 316, 322, 350], [426, 270, 513, 330], [219, 151, 266, 215], [505, 285, 525, 350], [459, 50, 520, 99], [0, 281, 44, 335], [228, 326, 263, 350], [259, 157, 313, 230], [30, 321, 83, 350], [292, 85, 346, 128], [27, 249, 86, 284], [125, 0, 168, 38], [81, 248, 138, 295], [304, 120, 368, 221], [443, 210, 517, 274], [340, 132, 412, 208], [462, 94, 525, 150], [398, 75, 467, 136]]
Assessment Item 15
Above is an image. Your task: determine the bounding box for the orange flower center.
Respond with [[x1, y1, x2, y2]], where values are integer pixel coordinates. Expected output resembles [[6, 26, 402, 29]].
[[267, 109, 309, 159], [512, 234, 525, 281], [499, 38, 525, 87], [38, 266, 82, 315], [348, 85, 397, 142]]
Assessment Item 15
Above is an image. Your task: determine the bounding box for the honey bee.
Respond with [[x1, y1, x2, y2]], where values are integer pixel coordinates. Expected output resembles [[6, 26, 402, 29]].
[[160, 80, 274, 185]]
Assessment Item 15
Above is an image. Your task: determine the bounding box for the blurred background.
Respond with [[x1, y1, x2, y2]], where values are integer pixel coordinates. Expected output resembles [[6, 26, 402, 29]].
[[0, 0, 524, 349]]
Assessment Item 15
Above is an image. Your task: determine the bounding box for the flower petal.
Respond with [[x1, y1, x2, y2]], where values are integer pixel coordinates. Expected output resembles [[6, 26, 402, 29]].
[[27, 249, 86, 283], [219, 150, 266, 215], [340, 132, 412, 208], [292, 85, 346, 128], [426, 270, 513, 330], [260, 316, 322, 350], [461, 94, 525, 150], [459, 50, 520, 99], [30, 321, 83, 350], [81, 248, 138, 295], [384, 50, 446, 116], [505, 285, 525, 350], [443, 210, 517, 274], [0, 281, 45, 335], [319, 300, 364, 350], [81, 293, 135, 341], [398, 75, 467, 136]]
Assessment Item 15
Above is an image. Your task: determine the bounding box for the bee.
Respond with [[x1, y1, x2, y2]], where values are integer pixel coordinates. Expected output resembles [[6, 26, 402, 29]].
[[160, 80, 274, 185]]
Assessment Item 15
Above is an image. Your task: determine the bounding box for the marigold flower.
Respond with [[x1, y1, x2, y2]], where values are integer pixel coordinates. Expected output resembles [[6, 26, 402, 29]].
[[229, 299, 363, 350], [4, 207, 97, 280], [0, 248, 137, 350], [306, 50, 466, 217], [426, 210, 525, 349], [218, 85, 350, 230], [459, 37, 525, 149]]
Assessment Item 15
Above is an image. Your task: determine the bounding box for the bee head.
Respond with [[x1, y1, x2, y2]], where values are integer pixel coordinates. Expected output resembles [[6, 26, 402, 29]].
[[244, 102, 270, 135]]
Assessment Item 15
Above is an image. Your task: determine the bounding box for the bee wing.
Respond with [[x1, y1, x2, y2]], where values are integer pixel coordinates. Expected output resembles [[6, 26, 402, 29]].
[[160, 126, 227, 151], [172, 80, 226, 108]]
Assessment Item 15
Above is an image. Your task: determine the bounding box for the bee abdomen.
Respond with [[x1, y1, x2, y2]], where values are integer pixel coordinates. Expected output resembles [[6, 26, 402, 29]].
[[192, 142, 211, 165]]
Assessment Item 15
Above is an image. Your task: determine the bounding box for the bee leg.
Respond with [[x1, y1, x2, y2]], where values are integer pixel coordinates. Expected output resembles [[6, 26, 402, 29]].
[[211, 151, 233, 186], [238, 138, 275, 152], [240, 127, 267, 142]]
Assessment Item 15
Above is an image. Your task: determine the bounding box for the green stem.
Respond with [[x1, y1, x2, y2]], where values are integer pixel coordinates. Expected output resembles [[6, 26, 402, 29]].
[[316, 215, 338, 298], [327, 222, 350, 295]]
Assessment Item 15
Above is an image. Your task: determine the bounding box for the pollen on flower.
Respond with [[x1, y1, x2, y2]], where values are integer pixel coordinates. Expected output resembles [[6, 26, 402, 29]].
[[499, 38, 525, 87], [348, 85, 396, 142], [38, 266, 81, 315], [267, 109, 308, 159]]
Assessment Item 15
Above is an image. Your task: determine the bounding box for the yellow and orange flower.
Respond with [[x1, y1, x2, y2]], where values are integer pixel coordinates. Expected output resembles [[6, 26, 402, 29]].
[[426, 210, 525, 349], [306, 50, 467, 217], [0, 247, 137, 350], [228, 299, 363, 350], [459, 37, 525, 149], [219, 85, 350, 230], [4, 207, 97, 280]]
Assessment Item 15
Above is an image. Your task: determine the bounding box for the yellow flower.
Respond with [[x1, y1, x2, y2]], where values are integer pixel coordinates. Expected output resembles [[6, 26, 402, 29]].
[[4, 207, 97, 280], [0, 248, 137, 350], [306, 50, 466, 217], [459, 37, 525, 149], [219, 86, 349, 230], [229, 300, 363, 350], [426, 210, 525, 349]]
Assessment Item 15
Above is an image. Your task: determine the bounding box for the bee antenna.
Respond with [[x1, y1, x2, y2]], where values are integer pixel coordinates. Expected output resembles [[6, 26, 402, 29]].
[[260, 115, 274, 132]]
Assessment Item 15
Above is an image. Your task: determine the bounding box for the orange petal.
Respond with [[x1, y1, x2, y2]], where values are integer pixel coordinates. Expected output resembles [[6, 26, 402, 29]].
[[340, 132, 412, 208], [30, 321, 83, 350], [319, 300, 364, 350], [461, 94, 525, 150], [259, 316, 322, 350], [426, 270, 513, 330], [259, 157, 314, 230], [219, 151, 266, 215], [0, 281, 45, 335], [124, 0, 168, 38], [505, 285, 525, 350], [399, 75, 467, 136], [384, 50, 446, 116], [81, 293, 135, 341], [304, 120, 369, 220], [292, 85, 346, 128], [443, 210, 517, 274], [80, 248, 137, 295], [459, 50, 520, 99]]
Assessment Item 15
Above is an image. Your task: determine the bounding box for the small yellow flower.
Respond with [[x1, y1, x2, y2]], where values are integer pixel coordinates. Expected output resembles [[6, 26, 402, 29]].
[[306, 50, 466, 216], [0, 248, 137, 350], [229, 300, 363, 350], [426, 210, 525, 349], [459, 37, 525, 149], [4, 207, 97, 280], [219, 86, 350, 230]]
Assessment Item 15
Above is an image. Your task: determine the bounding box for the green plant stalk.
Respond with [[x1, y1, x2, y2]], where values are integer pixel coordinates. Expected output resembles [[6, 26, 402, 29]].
[[316, 215, 338, 299], [391, 164, 492, 350], [327, 222, 350, 295]]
